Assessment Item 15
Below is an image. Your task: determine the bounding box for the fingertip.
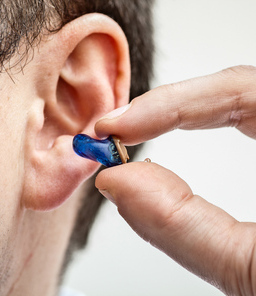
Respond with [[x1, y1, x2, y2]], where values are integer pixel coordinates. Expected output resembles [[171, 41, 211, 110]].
[[98, 104, 131, 122], [95, 166, 111, 190], [95, 161, 150, 190], [95, 161, 192, 204], [94, 118, 126, 141], [94, 104, 132, 139], [94, 119, 110, 139]]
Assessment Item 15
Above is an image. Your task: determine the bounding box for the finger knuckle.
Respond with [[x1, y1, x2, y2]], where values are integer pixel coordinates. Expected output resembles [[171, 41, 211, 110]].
[[218, 66, 256, 128], [156, 186, 194, 231], [228, 94, 243, 128]]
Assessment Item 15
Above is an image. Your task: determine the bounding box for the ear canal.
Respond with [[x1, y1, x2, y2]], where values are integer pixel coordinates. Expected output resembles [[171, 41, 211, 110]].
[[22, 13, 131, 211]]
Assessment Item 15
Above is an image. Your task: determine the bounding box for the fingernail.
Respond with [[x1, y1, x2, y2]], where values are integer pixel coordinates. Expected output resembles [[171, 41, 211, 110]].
[[99, 104, 131, 121], [99, 189, 116, 205]]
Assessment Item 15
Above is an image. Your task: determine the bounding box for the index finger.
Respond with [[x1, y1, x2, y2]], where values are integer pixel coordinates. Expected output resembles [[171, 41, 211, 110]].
[[95, 66, 256, 145]]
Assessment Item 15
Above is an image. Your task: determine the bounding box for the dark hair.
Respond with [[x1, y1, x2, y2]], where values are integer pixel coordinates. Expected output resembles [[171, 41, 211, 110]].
[[1, 0, 154, 273]]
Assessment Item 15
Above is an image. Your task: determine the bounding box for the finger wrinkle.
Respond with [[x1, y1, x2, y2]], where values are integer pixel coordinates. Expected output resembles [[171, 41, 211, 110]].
[[158, 190, 194, 232], [228, 94, 243, 128]]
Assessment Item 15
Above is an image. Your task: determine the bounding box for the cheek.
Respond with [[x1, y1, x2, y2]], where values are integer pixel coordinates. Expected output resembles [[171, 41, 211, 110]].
[[0, 99, 27, 242], [0, 125, 24, 207], [0, 117, 25, 232], [0, 112, 27, 293], [0, 154, 24, 294], [0, 94, 27, 202]]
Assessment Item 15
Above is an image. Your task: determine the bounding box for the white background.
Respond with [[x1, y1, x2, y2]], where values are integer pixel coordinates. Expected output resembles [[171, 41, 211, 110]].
[[64, 0, 256, 295]]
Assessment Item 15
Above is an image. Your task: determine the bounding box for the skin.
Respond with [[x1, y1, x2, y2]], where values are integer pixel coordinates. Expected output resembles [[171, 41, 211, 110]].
[[0, 14, 130, 296], [95, 65, 256, 296]]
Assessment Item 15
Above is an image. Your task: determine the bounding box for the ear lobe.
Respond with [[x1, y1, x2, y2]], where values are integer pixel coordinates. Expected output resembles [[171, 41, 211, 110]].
[[22, 13, 131, 211], [23, 135, 99, 211]]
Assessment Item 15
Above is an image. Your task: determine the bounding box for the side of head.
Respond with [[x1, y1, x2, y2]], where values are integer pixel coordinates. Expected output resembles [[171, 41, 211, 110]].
[[0, 1, 154, 295]]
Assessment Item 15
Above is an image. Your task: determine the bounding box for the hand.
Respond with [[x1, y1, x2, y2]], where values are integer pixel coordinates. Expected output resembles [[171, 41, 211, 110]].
[[95, 66, 256, 296]]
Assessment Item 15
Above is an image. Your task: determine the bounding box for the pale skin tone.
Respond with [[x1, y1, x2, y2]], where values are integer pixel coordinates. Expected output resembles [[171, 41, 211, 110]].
[[95, 65, 256, 296], [0, 14, 130, 296]]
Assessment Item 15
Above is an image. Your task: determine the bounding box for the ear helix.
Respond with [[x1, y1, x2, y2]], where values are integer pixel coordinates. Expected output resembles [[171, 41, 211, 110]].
[[73, 134, 129, 167]]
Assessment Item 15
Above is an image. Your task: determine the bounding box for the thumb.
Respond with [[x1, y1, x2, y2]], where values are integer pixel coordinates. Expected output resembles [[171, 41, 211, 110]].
[[95, 162, 256, 295]]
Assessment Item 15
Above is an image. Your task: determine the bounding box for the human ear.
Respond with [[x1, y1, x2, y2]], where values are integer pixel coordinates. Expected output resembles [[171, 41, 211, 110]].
[[22, 13, 130, 211]]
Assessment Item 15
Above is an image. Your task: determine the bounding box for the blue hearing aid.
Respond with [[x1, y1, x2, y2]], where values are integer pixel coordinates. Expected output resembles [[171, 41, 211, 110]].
[[73, 134, 129, 167]]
